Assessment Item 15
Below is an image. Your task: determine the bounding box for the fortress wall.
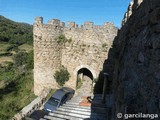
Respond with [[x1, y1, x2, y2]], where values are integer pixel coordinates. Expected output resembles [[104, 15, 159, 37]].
[[33, 17, 118, 95], [62, 23, 117, 88]]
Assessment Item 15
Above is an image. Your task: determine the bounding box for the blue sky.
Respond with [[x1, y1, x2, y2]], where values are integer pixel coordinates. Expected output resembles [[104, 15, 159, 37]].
[[0, 0, 131, 28]]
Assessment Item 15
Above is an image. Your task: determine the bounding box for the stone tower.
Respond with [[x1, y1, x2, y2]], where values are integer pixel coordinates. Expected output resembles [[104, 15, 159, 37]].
[[34, 17, 64, 95], [34, 17, 118, 96]]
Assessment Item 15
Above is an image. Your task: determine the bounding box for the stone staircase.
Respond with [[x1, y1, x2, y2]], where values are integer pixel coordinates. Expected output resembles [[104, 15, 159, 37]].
[[40, 94, 110, 120]]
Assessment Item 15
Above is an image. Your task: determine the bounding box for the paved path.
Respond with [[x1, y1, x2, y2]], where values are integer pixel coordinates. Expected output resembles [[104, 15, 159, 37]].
[[71, 76, 93, 102]]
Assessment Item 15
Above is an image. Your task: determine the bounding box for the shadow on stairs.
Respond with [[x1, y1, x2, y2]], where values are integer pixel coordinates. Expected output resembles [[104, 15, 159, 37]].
[[39, 94, 112, 120]]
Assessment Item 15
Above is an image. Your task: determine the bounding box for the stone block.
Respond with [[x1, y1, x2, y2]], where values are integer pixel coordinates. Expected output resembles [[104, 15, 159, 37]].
[[150, 0, 160, 10], [149, 8, 160, 24], [138, 52, 145, 64], [60, 22, 65, 27], [67, 21, 75, 28], [152, 35, 160, 49], [84, 22, 94, 30], [152, 23, 160, 33], [35, 17, 43, 24], [140, 15, 149, 26], [48, 19, 60, 26]]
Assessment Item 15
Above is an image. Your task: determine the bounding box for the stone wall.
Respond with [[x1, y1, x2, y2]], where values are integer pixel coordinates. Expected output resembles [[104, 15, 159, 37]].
[[33, 18, 117, 96], [34, 18, 63, 95], [105, 0, 160, 119]]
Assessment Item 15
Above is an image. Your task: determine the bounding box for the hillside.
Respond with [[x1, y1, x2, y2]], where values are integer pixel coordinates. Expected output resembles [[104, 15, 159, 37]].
[[0, 15, 33, 65], [0, 15, 32, 44], [0, 15, 35, 119]]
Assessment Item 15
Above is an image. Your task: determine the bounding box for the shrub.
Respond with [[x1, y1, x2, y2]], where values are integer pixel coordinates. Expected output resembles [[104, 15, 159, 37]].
[[55, 35, 73, 44], [13, 51, 28, 67], [93, 77, 99, 83], [76, 77, 82, 89], [68, 38, 72, 43], [55, 34, 67, 44], [102, 43, 107, 48], [54, 66, 70, 86], [26, 50, 33, 69]]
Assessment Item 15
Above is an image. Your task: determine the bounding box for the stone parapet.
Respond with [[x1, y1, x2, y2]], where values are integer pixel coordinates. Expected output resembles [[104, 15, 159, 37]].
[[34, 17, 116, 30]]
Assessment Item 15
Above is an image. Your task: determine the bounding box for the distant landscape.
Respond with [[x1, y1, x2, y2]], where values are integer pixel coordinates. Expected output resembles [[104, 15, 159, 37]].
[[0, 15, 35, 119]]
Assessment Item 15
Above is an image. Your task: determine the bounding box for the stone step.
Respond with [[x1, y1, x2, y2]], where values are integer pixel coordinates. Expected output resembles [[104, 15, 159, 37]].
[[60, 105, 108, 114], [60, 105, 91, 112], [57, 107, 107, 116], [39, 118, 46, 120], [49, 112, 85, 120], [66, 101, 79, 105], [64, 102, 107, 109], [53, 108, 107, 118], [44, 115, 66, 120], [49, 110, 90, 119], [63, 104, 91, 109], [56, 107, 91, 116], [47, 113, 107, 120]]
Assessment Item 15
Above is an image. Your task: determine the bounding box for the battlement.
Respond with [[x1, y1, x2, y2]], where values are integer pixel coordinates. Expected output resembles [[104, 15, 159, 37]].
[[48, 19, 60, 26], [34, 17, 115, 30], [84, 22, 94, 29], [35, 17, 43, 24]]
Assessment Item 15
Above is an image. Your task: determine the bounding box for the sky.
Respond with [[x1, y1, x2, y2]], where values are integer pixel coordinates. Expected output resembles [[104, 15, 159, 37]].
[[0, 0, 131, 28]]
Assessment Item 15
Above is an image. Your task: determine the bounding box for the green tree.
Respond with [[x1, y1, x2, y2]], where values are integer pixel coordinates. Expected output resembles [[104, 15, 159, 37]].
[[13, 51, 28, 67], [54, 66, 70, 86], [26, 50, 34, 69]]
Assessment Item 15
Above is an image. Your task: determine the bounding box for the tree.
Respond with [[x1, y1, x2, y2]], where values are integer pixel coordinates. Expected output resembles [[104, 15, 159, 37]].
[[13, 51, 28, 67], [54, 66, 70, 86], [26, 50, 33, 69]]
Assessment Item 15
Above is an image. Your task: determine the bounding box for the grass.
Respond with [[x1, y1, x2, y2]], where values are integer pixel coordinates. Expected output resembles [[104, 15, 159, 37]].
[[0, 50, 35, 119], [45, 89, 56, 100], [0, 57, 13, 64], [0, 72, 36, 119], [18, 44, 33, 52], [0, 69, 14, 82], [0, 80, 6, 89], [0, 43, 10, 53]]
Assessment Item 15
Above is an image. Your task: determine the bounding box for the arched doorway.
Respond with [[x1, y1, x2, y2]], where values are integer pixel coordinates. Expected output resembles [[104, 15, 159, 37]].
[[76, 68, 94, 94]]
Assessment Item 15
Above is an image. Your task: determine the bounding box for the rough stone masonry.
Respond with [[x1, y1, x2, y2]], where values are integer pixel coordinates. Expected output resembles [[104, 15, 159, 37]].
[[103, 0, 160, 119], [33, 18, 117, 96]]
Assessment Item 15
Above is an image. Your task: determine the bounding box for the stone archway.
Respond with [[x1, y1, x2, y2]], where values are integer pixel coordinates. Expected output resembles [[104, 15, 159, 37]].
[[73, 65, 97, 79], [77, 68, 93, 81], [77, 68, 93, 93], [74, 65, 97, 94]]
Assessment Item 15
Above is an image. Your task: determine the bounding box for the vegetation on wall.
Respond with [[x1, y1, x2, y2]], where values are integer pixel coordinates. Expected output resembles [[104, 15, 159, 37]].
[[54, 65, 70, 86], [55, 34, 72, 44], [76, 77, 82, 89], [102, 43, 108, 48]]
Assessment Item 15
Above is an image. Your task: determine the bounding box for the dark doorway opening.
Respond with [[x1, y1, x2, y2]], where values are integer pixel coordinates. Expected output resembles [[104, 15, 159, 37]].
[[76, 68, 93, 92], [77, 68, 93, 80]]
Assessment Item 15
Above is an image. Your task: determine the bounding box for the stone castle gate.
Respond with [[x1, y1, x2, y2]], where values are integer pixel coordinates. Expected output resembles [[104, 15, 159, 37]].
[[33, 17, 117, 96]]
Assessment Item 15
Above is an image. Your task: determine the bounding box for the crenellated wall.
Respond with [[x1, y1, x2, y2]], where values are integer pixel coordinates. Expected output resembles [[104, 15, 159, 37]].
[[33, 17, 117, 96]]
